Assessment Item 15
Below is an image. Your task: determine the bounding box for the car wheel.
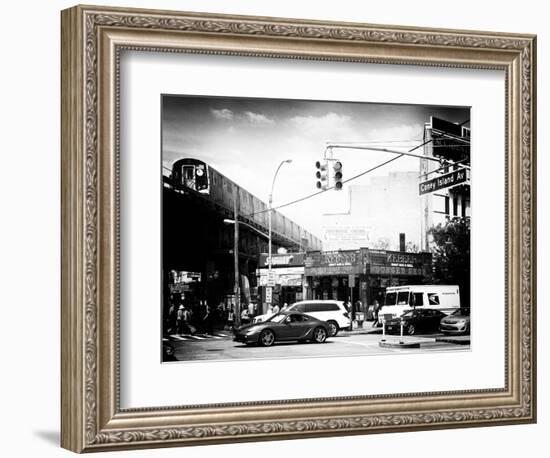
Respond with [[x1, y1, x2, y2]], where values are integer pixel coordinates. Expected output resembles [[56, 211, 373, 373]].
[[406, 324, 416, 336], [258, 329, 275, 347], [312, 327, 327, 343], [327, 320, 339, 337]]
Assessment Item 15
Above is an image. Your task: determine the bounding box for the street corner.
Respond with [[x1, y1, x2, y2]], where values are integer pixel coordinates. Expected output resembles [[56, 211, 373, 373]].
[[378, 335, 436, 348]]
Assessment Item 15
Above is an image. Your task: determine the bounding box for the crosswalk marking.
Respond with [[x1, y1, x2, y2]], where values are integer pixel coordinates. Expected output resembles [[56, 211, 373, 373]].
[[167, 332, 233, 341], [169, 335, 191, 341]]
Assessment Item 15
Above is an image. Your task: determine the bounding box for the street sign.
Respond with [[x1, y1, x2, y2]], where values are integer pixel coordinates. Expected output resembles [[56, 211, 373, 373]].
[[419, 168, 468, 195], [265, 286, 272, 304], [266, 270, 275, 287], [348, 274, 355, 288]]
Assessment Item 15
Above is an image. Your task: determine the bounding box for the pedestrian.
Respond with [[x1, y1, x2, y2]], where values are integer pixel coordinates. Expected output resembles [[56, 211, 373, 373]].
[[175, 305, 185, 335], [372, 299, 381, 327], [182, 306, 194, 334], [203, 304, 214, 334], [281, 302, 289, 312], [272, 303, 280, 314], [227, 306, 235, 329], [266, 303, 274, 316], [355, 299, 362, 317], [241, 307, 249, 325], [167, 302, 177, 334]]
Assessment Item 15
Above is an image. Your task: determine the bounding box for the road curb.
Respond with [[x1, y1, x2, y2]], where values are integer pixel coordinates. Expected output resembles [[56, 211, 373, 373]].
[[378, 340, 421, 348], [435, 336, 471, 345]]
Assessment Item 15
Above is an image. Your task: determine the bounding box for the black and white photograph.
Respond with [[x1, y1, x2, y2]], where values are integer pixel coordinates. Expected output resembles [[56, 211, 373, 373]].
[[161, 95, 471, 362]]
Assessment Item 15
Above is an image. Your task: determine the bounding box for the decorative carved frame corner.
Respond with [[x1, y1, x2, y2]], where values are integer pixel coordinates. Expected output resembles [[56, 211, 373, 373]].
[[61, 4, 536, 453]]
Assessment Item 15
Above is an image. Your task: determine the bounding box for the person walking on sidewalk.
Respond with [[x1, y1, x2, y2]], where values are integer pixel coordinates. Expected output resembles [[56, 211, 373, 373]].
[[372, 299, 381, 328], [227, 306, 235, 330], [175, 305, 185, 335]]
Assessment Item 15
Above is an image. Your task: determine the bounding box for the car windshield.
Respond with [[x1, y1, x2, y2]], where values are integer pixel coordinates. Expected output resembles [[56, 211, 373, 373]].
[[266, 314, 287, 323], [385, 293, 397, 306], [452, 308, 470, 316], [397, 291, 409, 305]]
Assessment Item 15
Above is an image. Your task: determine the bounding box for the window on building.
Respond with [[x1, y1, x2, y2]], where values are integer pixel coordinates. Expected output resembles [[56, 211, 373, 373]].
[[453, 196, 458, 216], [444, 196, 450, 215]]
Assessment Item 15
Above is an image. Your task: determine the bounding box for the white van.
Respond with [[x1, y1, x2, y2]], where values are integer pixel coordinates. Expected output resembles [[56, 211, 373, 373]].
[[378, 285, 460, 321]]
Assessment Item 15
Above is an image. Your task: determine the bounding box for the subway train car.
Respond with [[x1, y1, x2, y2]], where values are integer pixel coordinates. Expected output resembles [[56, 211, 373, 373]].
[[169, 158, 322, 251]]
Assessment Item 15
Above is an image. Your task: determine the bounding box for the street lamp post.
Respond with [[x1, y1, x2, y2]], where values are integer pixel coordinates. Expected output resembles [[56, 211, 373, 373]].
[[224, 213, 270, 328], [267, 159, 293, 310]]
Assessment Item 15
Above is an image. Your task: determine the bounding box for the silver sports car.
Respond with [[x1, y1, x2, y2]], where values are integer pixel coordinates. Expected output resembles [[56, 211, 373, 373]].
[[233, 311, 330, 347]]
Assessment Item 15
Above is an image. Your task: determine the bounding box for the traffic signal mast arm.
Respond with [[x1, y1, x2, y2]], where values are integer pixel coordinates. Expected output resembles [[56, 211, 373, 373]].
[[325, 143, 471, 170]]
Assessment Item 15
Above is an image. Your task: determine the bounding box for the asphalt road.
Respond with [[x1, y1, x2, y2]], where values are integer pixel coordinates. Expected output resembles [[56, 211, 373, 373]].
[[165, 332, 470, 363]]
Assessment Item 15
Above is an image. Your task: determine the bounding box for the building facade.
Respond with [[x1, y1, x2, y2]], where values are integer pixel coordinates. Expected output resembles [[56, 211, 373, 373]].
[[322, 171, 422, 252], [420, 116, 471, 250], [303, 248, 432, 310]]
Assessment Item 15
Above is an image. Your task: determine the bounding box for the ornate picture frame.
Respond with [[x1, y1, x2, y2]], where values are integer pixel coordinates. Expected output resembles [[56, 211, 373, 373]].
[[61, 4, 536, 452]]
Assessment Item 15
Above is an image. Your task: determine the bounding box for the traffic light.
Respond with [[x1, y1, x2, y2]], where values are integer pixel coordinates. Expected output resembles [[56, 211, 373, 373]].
[[333, 161, 343, 190], [315, 160, 329, 190]]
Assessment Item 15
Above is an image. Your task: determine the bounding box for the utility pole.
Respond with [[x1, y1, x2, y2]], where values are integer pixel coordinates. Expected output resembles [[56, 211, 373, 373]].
[[233, 184, 241, 327]]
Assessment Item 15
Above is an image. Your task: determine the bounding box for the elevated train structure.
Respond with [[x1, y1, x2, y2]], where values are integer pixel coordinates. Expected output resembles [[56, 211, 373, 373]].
[[163, 158, 322, 307], [167, 158, 322, 252]]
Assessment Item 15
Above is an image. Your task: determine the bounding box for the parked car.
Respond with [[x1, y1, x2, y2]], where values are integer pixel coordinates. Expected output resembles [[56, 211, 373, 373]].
[[383, 308, 446, 336], [439, 308, 470, 335], [234, 311, 330, 347], [253, 300, 350, 336]]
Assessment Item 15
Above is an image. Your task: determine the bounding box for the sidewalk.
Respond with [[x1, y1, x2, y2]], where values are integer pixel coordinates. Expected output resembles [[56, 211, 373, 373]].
[[338, 321, 382, 336]]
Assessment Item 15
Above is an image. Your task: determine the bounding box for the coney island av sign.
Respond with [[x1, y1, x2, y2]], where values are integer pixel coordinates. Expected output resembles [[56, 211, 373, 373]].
[[419, 168, 468, 195]]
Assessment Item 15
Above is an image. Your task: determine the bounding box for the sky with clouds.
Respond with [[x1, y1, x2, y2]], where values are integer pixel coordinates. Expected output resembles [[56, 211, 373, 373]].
[[162, 95, 469, 239]]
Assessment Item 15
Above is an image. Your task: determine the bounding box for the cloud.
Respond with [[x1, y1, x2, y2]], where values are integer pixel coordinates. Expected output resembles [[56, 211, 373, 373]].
[[243, 111, 275, 125], [288, 112, 356, 141], [290, 112, 351, 128], [211, 108, 275, 125], [211, 108, 234, 120]]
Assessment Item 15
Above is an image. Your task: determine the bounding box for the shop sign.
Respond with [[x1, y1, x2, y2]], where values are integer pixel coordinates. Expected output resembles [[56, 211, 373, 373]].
[[387, 252, 419, 268], [369, 265, 423, 276], [259, 252, 305, 268], [306, 265, 363, 276], [258, 267, 304, 287], [306, 250, 360, 267], [367, 250, 427, 269]]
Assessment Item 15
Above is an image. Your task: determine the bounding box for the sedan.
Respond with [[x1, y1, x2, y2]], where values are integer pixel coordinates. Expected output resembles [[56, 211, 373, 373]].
[[440, 308, 470, 335], [233, 311, 329, 347], [384, 308, 446, 336]]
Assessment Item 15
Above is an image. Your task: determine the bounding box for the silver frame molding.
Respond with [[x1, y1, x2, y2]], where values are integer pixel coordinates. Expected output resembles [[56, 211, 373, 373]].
[[61, 4, 536, 453]]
